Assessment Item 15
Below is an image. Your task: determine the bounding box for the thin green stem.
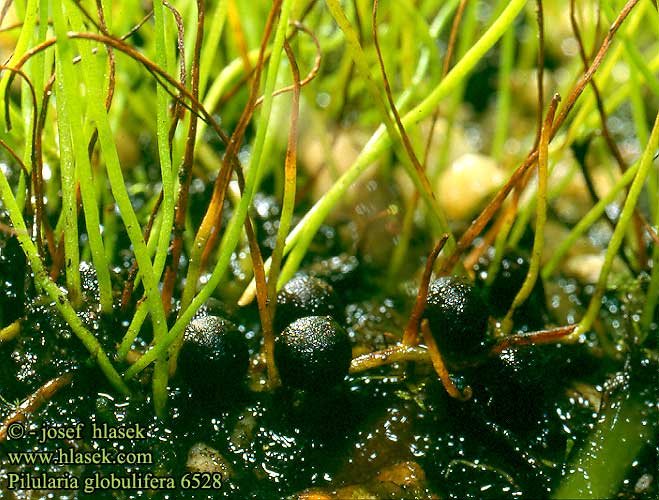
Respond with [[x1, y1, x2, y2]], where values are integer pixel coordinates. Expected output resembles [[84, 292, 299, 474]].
[[485, 204, 516, 287], [117, 300, 149, 361], [84, 73, 171, 406], [553, 395, 653, 499], [177, 0, 287, 316], [152, 0, 177, 285], [0, 320, 21, 343], [198, 0, 229, 98], [149, 0, 180, 416], [53, 50, 82, 307], [277, 0, 527, 292], [510, 157, 577, 250], [57, 1, 114, 314], [641, 242, 659, 335], [490, 22, 515, 161], [196, 49, 261, 145], [434, 0, 477, 180], [134, 0, 296, 380], [387, 193, 418, 282], [385, 0, 460, 281], [577, 107, 659, 335], [600, 2, 659, 99], [628, 68, 651, 210], [564, 1, 647, 144], [541, 160, 638, 279], [502, 94, 559, 334], [110, 0, 181, 365], [262, 41, 301, 384]]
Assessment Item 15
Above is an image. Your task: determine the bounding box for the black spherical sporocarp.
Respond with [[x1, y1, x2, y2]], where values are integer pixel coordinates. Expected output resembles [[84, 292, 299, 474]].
[[275, 315, 352, 391], [423, 276, 490, 364], [178, 315, 249, 396], [275, 275, 341, 332]]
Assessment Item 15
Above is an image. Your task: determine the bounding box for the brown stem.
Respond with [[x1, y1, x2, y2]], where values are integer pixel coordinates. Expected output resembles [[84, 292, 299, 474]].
[[185, 0, 282, 301], [216, 10, 320, 110], [86, 0, 117, 157], [261, 40, 303, 386], [572, 138, 635, 272], [253, 23, 321, 106], [490, 324, 577, 354], [551, 0, 640, 133], [162, 0, 187, 112], [10, 33, 231, 154], [349, 344, 430, 374], [120, 190, 164, 312], [36, 72, 61, 276], [372, 0, 446, 237], [415, 0, 468, 275], [421, 319, 472, 401], [443, 0, 468, 77], [161, 0, 204, 318], [533, 0, 545, 149], [1, 67, 39, 250], [0, 373, 74, 442], [121, 10, 154, 41], [463, 204, 512, 272], [402, 235, 449, 346]]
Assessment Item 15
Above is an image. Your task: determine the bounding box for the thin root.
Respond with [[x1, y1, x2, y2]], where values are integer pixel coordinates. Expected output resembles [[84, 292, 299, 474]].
[[421, 319, 472, 401], [0, 372, 74, 442]]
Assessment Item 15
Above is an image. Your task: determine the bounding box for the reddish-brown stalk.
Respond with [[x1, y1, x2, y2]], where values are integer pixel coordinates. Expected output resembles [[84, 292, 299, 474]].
[[490, 324, 577, 353], [402, 235, 449, 346], [120, 191, 164, 311], [161, 0, 205, 318], [260, 40, 303, 385], [0, 373, 74, 442], [227, 0, 253, 75], [189, 0, 282, 292], [420, 319, 472, 401]]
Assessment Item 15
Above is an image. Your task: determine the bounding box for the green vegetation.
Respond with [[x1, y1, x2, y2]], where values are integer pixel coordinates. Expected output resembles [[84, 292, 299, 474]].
[[0, 0, 657, 497]]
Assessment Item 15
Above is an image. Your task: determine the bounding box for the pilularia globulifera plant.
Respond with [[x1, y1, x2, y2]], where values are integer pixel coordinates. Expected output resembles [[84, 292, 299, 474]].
[[0, 0, 657, 498]]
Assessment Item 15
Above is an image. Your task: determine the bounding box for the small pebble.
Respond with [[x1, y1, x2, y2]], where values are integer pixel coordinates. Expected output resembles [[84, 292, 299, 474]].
[[437, 154, 505, 220]]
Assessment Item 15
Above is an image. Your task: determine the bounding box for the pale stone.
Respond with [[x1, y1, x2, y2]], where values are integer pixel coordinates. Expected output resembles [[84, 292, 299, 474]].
[[186, 442, 234, 477], [437, 153, 505, 220], [564, 254, 605, 284]]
